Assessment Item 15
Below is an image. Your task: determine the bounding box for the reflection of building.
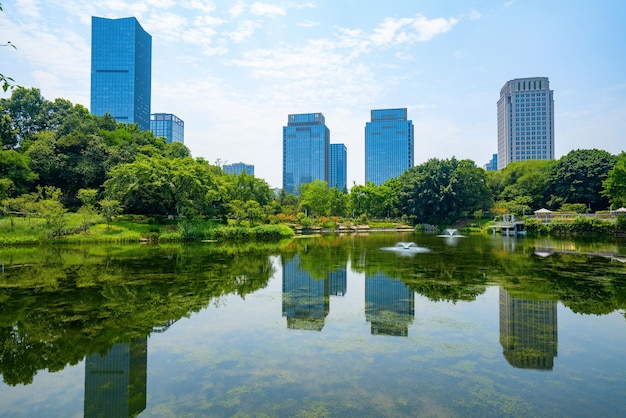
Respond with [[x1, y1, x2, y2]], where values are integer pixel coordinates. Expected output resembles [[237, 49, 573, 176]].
[[329, 266, 347, 297], [84, 338, 147, 417], [282, 255, 329, 331], [365, 108, 414, 185], [282, 113, 330, 194], [150, 113, 184, 143], [499, 287, 558, 370], [365, 272, 414, 336], [91, 17, 152, 130]]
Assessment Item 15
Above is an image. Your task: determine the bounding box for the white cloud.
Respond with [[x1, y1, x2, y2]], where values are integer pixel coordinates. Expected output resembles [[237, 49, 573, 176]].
[[412, 14, 459, 41], [181, 0, 216, 13], [14, 0, 41, 19], [229, 1, 246, 17], [250, 2, 286, 17], [299, 21, 320, 28], [370, 14, 458, 46], [227, 20, 258, 42]]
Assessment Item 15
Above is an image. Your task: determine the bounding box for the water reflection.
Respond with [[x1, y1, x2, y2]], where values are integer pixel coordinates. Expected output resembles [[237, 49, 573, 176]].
[[329, 266, 347, 297], [0, 236, 625, 416], [499, 288, 558, 370], [282, 254, 330, 331], [365, 272, 414, 336], [84, 338, 147, 417]]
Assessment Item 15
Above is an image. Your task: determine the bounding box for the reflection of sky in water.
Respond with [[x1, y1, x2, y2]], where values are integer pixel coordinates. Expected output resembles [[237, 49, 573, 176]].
[[1, 239, 626, 417]]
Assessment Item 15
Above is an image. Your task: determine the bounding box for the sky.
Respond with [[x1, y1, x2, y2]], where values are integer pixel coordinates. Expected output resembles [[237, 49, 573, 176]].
[[1, 0, 625, 189]]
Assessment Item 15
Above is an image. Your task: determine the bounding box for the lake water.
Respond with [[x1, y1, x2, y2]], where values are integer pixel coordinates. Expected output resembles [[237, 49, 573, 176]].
[[1, 233, 625, 417]]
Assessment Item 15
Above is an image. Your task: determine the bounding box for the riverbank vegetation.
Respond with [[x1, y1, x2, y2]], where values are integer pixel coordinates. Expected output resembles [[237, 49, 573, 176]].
[[1, 87, 625, 243]]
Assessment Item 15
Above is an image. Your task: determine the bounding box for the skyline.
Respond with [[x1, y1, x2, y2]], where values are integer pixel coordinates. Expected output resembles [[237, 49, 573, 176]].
[[1, 0, 625, 188]]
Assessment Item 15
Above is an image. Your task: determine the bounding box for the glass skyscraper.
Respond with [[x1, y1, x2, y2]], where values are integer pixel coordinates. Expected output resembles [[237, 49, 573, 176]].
[[365, 108, 414, 185], [150, 113, 184, 144], [282, 113, 330, 194], [330, 143, 347, 191], [223, 162, 254, 176], [484, 153, 498, 171], [497, 77, 554, 169], [91, 17, 152, 131]]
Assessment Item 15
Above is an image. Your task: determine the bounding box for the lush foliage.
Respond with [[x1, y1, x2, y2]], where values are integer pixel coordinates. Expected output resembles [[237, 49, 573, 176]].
[[1, 88, 624, 236], [397, 158, 492, 225]]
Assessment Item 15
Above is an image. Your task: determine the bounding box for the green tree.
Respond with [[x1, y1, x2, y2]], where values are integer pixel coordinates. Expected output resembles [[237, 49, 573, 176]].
[[547, 149, 616, 211], [0, 148, 38, 195], [98, 198, 121, 228], [299, 179, 330, 217], [35, 186, 67, 237], [397, 158, 491, 225], [76, 188, 100, 232], [602, 152, 626, 208], [498, 160, 553, 209]]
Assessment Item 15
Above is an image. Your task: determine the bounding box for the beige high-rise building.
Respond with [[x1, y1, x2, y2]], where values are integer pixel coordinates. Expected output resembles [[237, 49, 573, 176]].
[[497, 77, 555, 169]]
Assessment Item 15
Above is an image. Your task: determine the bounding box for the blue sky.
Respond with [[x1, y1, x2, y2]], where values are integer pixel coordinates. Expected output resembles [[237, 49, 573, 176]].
[[1, 0, 625, 188]]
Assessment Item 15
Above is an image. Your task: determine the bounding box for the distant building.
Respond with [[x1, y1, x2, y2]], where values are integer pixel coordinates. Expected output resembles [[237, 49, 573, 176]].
[[497, 77, 554, 169], [282, 113, 330, 194], [91, 17, 152, 131], [223, 162, 254, 176], [150, 113, 184, 144], [484, 153, 498, 171], [330, 143, 347, 191], [365, 108, 414, 185]]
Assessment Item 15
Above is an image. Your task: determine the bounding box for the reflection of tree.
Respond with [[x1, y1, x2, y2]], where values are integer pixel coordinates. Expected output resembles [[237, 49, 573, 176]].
[[499, 288, 558, 370], [350, 234, 490, 303], [0, 244, 275, 386], [282, 254, 329, 331]]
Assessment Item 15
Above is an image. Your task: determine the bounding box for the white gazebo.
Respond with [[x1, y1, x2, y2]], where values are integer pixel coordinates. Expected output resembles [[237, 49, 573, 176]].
[[534, 208, 552, 223]]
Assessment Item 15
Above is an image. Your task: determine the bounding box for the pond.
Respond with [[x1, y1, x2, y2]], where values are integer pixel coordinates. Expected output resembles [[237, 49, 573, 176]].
[[0, 233, 625, 417]]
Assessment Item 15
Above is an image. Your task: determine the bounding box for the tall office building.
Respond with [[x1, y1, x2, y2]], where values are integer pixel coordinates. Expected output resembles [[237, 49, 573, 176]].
[[150, 113, 184, 143], [282, 113, 330, 194], [365, 108, 414, 185], [223, 162, 254, 176], [330, 143, 347, 191], [91, 17, 152, 131], [497, 77, 554, 169]]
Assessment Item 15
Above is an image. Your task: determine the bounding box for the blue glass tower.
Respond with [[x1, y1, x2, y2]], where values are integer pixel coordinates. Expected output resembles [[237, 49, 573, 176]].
[[91, 17, 152, 131], [484, 153, 498, 171], [282, 113, 330, 194], [223, 162, 254, 176], [330, 143, 347, 191], [150, 113, 184, 143], [365, 108, 414, 185]]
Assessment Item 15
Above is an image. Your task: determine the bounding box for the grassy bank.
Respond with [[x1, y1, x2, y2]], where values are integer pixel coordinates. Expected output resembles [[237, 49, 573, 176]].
[[0, 215, 295, 245]]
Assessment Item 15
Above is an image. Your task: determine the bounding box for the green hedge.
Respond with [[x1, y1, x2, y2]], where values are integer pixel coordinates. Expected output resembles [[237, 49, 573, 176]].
[[525, 217, 618, 236]]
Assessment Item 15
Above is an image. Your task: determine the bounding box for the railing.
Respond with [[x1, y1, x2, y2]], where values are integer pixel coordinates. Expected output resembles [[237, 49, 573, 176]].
[[533, 213, 619, 223]]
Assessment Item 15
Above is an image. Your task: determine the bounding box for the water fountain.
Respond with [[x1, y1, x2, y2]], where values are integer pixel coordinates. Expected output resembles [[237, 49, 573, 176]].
[[437, 228, 465, 238], [380, 242, 430, 255]]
